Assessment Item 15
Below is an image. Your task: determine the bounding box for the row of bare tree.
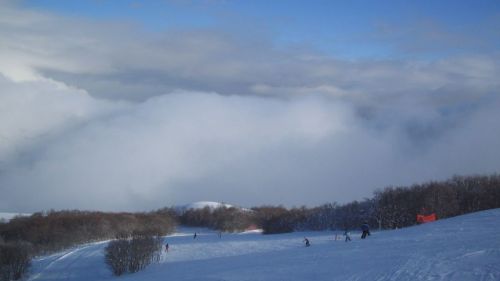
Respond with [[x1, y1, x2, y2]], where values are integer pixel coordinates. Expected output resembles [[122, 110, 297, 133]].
[[179, 206, 255, 232], [178, 174, 500, 233], [0, 210, 176, 280], [374, 175, 500, 229]]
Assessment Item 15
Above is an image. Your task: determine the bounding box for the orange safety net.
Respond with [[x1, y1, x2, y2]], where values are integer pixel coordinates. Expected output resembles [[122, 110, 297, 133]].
[[416, 213, 437, 223]]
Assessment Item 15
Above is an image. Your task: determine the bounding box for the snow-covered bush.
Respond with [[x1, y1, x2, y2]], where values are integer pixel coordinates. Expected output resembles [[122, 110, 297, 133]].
[[0, 241, 32, 281], [104, 239, 129, 276], [105, 235, 162, 276]]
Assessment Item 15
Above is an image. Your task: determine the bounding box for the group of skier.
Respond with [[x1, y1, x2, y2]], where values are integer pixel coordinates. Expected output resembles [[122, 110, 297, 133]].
[[303, 222, 371, 247], [165, 223, 371, 252], [165, 231, 220, 253]]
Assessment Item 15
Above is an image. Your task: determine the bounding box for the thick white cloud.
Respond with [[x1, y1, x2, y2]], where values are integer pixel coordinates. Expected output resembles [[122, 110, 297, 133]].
[[0, 2, 499, 211], [0, 92, 352, 211], [0, 75, 124, 162], [2, 89, 498, 212]]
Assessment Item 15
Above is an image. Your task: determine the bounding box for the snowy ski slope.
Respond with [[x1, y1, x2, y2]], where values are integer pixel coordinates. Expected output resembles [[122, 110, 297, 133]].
[[28, 209, 500, 281]]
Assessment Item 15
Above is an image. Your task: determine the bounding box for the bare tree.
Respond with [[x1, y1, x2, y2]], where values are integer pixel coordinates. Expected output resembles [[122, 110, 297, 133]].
[[0, 242, 32, 281], [105, 235, 163, 276]]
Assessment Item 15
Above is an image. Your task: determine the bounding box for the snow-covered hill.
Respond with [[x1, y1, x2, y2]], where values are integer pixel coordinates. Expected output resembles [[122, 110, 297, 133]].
[[0, 212, 31, 222], [28, 209, 500, 281], [182, 201, 234, 210], [176, 201, 251, 213]]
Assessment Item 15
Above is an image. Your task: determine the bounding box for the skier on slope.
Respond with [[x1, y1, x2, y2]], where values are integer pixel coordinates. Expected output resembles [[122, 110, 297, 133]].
[[304, 237, 311, 247], [344, 229, 352, 242], [165, 243, 169, 253], [361, 222, 371, 239], [193, 232, 197, 239]]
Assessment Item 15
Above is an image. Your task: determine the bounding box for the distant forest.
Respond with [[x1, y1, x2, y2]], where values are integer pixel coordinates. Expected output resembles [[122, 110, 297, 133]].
[[179, 174, 500, 233], [0, 211, 176, 281], [1, 174, 500, 280]]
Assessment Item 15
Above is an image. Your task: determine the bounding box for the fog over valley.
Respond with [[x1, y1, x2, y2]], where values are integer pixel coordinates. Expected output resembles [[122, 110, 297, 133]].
[[1, 1, 500, 212]]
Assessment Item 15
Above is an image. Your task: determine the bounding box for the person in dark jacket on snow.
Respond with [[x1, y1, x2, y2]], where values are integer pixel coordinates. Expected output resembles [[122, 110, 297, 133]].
[[361, 222, 370, 239], [304, 237, 310, 247], [344, 229, 351, 242]]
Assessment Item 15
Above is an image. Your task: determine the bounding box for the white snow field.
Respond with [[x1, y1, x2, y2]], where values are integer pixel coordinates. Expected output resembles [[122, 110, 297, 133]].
[[28, 209, 500, 281]]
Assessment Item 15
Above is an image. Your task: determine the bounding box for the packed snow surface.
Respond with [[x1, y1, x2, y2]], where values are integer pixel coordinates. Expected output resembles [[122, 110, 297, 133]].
[[28, 209, 500, 281]]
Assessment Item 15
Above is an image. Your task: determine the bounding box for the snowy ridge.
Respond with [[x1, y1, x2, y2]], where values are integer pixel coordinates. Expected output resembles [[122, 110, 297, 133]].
[[0, 212, 31, 222], [176, 201, 251, 213], [183, 201, 234, 210], [28, 209, 500, 281]]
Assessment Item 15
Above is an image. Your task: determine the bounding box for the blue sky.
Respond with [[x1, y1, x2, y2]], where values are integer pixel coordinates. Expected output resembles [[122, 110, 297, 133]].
[[21, 0, 500, 59]]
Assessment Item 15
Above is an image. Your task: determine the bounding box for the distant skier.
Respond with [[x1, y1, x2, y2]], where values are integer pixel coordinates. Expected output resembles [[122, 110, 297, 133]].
[[361, 222, 371, 239], [344, 229, 351, 242], [193, 232, 197, 239], [304, 237, 310, 247], [218, 231, 222, 239], [165, 243, 169, 253]]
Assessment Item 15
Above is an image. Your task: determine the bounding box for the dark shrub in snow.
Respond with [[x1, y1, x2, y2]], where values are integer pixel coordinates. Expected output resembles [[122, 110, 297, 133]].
[[0, 241, 32, 281], [105, 235, 162, 276]]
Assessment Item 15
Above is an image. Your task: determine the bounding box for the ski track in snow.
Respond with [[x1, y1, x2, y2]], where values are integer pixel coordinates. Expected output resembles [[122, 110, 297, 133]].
[[27, 209, 500, 281]]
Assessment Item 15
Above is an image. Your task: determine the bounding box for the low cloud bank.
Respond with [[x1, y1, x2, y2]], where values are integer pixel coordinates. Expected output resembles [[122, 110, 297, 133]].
[[0, 2, 499, 211], [1, 81, 499, 211]]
